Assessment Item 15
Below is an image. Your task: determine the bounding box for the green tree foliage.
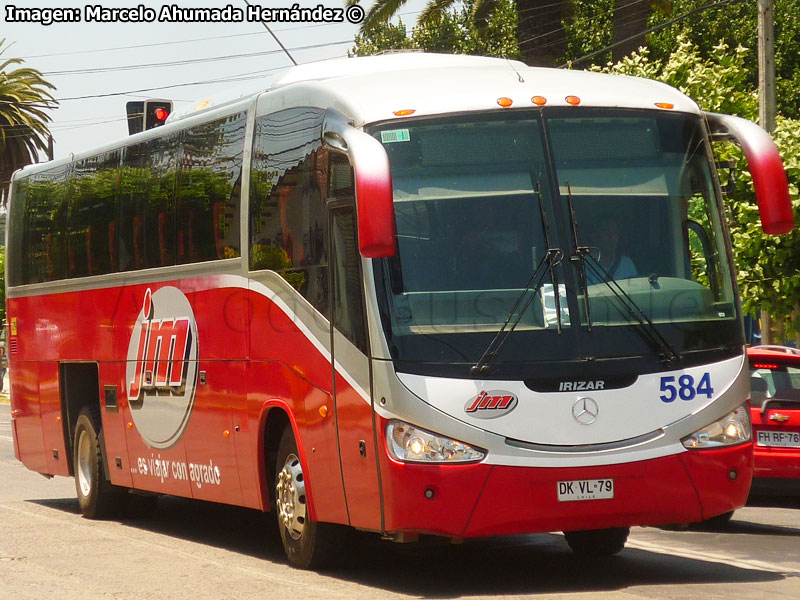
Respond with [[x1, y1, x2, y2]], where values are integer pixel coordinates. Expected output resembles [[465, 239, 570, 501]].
[[350, 0, 519, 58], [350, 1, 678, 66], [563, 0, 616, 64], [0, 39, 57, 206], [349, 0, 542, 61], [565, 1, 800, 119], [593, 37, 800, 334], [646, 0, 800, 118]]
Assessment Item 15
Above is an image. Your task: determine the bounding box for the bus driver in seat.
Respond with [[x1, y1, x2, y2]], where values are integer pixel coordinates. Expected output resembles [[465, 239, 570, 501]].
[[586, 215, 637, 284], [456, 208, 529, 289]]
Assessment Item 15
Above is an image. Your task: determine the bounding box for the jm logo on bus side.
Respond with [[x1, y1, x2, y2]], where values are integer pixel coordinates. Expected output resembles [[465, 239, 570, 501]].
[[464, 390, 518, 418], [126, 287, 199, 449]]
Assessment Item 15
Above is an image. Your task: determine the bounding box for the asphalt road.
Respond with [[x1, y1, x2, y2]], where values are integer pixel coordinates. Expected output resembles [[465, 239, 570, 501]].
[[1, 402, 799, 600]]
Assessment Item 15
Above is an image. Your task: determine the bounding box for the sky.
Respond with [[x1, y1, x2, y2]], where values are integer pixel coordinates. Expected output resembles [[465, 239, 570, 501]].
[[3, 0, 427, 161]]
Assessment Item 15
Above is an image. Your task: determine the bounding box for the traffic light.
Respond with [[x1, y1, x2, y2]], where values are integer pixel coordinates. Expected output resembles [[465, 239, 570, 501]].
[[126, 101, 144, 135], [125, 99, 173, 135], [144, 100, 172, 130]]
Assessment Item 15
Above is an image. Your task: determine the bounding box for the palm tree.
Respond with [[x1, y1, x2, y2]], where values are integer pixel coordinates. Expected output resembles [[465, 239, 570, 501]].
[[0, 39, 58, 206]]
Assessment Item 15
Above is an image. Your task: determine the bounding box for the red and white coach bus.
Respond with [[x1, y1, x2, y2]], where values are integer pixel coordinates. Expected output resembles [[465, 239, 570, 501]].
[[6, 53, 794, 568]]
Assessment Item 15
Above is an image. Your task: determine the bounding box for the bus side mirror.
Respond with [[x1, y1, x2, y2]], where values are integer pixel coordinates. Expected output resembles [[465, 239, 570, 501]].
[[323, 109, 396, 258], [704, 112, 794, 235]]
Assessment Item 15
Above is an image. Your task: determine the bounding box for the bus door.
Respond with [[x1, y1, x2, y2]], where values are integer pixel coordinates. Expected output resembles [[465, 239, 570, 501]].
[[329, 204, 382, 531]]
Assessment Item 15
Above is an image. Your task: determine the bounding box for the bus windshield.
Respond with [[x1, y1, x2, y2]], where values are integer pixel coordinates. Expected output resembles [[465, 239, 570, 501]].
[[372, 110, 742, 376]]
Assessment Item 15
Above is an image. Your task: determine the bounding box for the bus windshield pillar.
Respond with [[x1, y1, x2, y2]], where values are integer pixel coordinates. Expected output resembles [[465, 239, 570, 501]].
[[322, 108, 396, 258]]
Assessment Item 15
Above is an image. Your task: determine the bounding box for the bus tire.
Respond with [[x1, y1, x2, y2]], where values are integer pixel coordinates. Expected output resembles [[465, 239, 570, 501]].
[[274, 426, 338, 569], [73, 409, 121, 519], [564, 527, 630, 556]]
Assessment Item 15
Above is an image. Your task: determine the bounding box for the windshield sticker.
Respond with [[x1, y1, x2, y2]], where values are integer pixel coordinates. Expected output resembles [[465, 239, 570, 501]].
[[381, 129, 410, 143]]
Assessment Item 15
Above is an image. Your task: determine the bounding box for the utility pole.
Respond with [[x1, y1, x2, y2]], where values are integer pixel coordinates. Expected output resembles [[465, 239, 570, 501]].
[[758, 0, 776, 133], [758, 0, 776, 345]]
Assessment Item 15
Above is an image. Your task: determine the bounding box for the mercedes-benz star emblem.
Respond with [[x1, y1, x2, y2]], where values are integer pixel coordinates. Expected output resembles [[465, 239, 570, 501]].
[[572, 397, 599, 425]]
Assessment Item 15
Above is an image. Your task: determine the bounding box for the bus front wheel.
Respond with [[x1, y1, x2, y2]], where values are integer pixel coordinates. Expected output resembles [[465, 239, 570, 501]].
[[274, 426, 338, 569], [564, 527, 630, 556], [73, 408, 121, 519]]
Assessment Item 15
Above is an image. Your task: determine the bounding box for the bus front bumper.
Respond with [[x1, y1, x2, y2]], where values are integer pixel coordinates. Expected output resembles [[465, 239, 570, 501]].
[[379, 444, 753, 538]]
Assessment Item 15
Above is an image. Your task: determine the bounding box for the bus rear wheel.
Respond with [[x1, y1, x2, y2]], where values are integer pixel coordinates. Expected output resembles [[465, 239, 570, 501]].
[[274, 426, 338, 569], [564, 527, 630, 556], [73, 408, 121, 519]]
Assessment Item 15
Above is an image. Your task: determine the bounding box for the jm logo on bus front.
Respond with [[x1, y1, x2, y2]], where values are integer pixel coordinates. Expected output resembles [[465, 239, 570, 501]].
[[126, 287, 199, 449], [464, 390, 518, 418]]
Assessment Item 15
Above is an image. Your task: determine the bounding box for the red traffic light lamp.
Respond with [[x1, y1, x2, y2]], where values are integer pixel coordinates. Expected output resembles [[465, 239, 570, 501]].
[[125, 99, 173, 135], [145, 100, 172, 130]]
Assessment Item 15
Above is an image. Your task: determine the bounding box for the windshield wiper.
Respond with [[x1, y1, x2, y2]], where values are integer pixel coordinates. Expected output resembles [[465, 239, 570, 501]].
[[470, 248, 562, 376], [564, 183, 681, 367], [471, 185, 563, 376], [565, 183, 592, 330], [581, 256, 681, 366]]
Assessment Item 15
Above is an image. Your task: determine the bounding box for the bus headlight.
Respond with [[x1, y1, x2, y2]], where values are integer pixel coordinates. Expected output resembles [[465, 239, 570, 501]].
[[681, 404, 751, 449], [386, 420, 486, 463]]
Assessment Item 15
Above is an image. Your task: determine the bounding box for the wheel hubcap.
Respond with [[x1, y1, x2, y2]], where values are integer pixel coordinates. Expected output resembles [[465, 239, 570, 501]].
[[77, 429, 92, 497], [276, 453, 306, 540]]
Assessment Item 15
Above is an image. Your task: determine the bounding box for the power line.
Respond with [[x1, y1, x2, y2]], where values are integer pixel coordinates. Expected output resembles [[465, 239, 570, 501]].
[[527, 7, 661, 54], [516, 0, 651, 46], [20, 31, 270, 59], [41, 40, 352, 76], [562, 0, 746, 68], [39, 37, 358, 101], [52, 50, 342, 102], [242, 0, 297, 66], [515, 0, 580, 15], [18, 15, 377, 61], [0, 66, 277, 107], [49, 116, 129, 132], [54, 69, 281, 101]]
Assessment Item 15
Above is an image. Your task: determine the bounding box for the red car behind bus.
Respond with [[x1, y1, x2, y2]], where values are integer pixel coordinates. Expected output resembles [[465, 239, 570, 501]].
[[748, 346, 800, 495]]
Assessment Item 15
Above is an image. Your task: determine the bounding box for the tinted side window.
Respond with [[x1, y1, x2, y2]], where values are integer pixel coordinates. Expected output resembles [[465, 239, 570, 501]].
[[249, 108, 329, 316], [177, 112, 246, 264], [331, 206, 368, 353], [20, 165, 69, 284], [119, 142, 149, 271], [119, 134, 179, 271], [146, 134, 179, 268], [7, 179, 28, 287], [69, 151, 120, 277]]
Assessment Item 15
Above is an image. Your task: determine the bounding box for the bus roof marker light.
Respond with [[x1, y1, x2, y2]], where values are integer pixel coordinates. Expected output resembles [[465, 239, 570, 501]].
[[565, 96, 581, 106], [393, 109, 416, 116], [655, 102, 675, 109], [532, 96, 547, 106], [497, 97, 513, 108]]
